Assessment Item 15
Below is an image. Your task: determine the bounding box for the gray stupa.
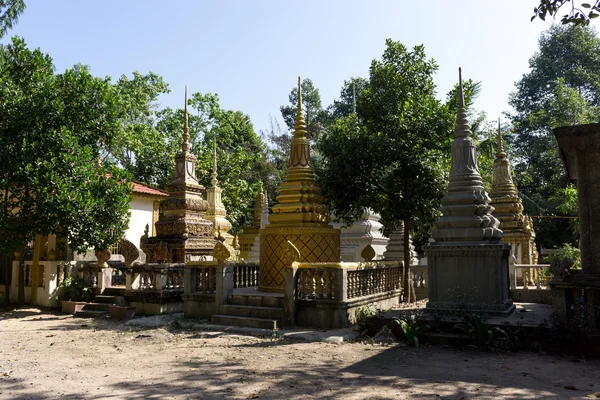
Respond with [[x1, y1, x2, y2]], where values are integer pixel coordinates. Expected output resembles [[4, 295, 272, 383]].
[[424, 68, 514, 315]]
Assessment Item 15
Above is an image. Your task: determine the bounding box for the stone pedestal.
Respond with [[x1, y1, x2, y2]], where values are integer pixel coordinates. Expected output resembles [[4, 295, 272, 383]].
[[424, 243, 514, 315]]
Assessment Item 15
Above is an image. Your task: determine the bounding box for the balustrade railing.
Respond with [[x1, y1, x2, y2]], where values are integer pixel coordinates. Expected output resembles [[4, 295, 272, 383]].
[[410, 265, 428, 300], [126, 264, 185, 292], [295, 261, 403, 302], [298, 267, 337, 300], [233, 263, 259, 288], [190, 265, 217, 295], [78, 264, 101, 289], [510, 264, 551, 290]]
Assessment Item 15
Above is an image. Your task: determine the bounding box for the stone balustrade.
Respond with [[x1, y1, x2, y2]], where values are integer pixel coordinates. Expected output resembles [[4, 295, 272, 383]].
[[233, 263, 260, 288], [285, 261, 403, 329], [509, 263, 552, 304], [410, 265, 428, 301], [510, 263, 551, 290], [123, 263, 185, 315]]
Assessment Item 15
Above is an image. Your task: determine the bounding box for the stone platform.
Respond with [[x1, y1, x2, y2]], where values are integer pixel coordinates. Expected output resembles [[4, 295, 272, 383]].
[[380, 302, 552, 329]]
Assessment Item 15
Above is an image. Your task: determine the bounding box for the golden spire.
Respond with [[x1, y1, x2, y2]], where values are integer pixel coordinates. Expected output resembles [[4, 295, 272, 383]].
[[497, 118, 506, 159], [293, 76, 307, 138], [211, 139, 218, 187], [182, 86, 190, 153]]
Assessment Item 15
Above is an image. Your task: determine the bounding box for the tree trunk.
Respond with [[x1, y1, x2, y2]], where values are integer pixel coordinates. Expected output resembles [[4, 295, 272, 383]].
[[17, 249, 24, 306], [1, 254, 10, 306], [402, 218, 411, 303]]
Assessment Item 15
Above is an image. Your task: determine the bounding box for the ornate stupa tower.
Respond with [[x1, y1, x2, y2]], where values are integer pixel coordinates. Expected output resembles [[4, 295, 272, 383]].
[[425, 69, 514, 315], [141, 87, 216, 262], [490, 119, 537, 265], [238, 185, 266, 260], [259, 77, 341, 292], [205, 140, 234, 246]]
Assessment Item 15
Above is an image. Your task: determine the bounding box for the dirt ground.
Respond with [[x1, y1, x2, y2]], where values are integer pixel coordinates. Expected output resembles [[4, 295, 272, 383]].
[[0, 308, 599, 400]]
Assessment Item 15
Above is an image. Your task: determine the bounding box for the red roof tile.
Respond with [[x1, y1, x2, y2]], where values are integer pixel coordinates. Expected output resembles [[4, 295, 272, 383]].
[[131, 181, 169, 197]]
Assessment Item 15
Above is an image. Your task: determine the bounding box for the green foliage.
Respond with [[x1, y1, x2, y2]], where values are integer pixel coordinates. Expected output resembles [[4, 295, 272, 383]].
[[52, 276, 92, 303], [354, 304, 378, 334], [0, 37, 132, 258], [0, 0, 25, 38], [545, 243, 581, 268], [509, 25, 600, 248], [532, 0, 600, 25], [453, 314, 509, 349], [394, 314, 427, 347], [319, 39, 455, 235]]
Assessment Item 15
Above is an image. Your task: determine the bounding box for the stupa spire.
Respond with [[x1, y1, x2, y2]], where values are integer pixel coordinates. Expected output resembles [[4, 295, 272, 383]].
[[497, 118, 506, 159], [211, 139, 218, 187], [182, 86, 190, 153], [431, 68, 502, 243], [352, 80, 357, 115], [293, 76, 307, 137], [455, 67, 471, 138]]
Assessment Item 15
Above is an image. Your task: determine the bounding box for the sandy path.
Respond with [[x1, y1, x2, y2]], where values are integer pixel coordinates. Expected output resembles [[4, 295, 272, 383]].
[[0, 308, 598, 399]]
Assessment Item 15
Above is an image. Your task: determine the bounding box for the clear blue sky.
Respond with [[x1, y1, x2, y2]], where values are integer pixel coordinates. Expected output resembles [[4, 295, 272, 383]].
[[3, 1, 599, 134]]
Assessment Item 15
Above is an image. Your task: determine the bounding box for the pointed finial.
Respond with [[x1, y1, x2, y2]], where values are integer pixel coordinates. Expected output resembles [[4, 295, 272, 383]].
[[182, 86, 190, 153], [352, 80, 357, 115], [454, 67, 471, 138], [497, 118, 506, 159], [458, 67, 464, 109], [293, 76, 307, 137], [95, 154, 102, 169], [211, 139, 218, 187]]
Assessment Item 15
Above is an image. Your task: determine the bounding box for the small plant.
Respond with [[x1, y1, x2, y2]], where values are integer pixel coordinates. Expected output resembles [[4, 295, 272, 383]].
[[354, 304, 378, 335], [394, 314, 427, 347], [52, 276, 93, 303], [453, 314, 508, 349], [545, 243, 581, 269]]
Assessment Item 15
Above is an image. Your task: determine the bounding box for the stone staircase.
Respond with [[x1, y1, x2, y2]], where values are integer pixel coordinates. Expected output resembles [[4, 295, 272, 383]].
[[74, 287, 128, 318], [211, 290, 284, 330]]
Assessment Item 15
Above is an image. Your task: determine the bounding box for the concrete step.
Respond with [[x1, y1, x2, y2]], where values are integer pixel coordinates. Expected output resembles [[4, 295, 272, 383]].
[[94, 295, 126, 305], [227, 294, 284, 308], [103, 287, 126, 296], [211, 315, 280, 330], [220, 304, 284, 320], [81, 303, 110, 312], [74, 310, 108, 318]]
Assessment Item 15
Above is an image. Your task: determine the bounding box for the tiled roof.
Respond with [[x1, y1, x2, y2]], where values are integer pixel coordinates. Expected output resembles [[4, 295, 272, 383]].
[[131, 181, 169, 197]]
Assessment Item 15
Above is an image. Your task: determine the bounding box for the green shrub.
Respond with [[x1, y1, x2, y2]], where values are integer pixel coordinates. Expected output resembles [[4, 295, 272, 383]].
[[453, 314, 508, 349], [52, 276, 93, 303], [394, 314, 427, 347], [545, 243, 581, 269]]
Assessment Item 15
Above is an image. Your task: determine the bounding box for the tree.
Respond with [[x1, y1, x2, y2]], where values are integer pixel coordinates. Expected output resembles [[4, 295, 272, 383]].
[[317, 39, 457, 302], [509, 25, 600, 248], [532, 0, 600, 25], [106, 71, 171, 187], [0, 0, 25, 38], [327, 77, 369, 121], [0, 37, 132, 305]]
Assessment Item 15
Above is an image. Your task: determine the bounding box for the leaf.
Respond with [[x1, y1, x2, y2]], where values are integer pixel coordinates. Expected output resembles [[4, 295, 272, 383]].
[[582, 3, 591, 8]]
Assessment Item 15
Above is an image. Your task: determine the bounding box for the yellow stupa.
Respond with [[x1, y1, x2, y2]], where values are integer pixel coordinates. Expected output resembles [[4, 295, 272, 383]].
[[259, 77, 341, 292]]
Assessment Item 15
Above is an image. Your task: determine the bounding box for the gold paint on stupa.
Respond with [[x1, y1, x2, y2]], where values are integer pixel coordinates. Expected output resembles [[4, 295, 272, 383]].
[[238, 184, 266, 260], [259, 77, 340, 292], [205, 139, 234, 246], [490, 119, 537, 264]]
